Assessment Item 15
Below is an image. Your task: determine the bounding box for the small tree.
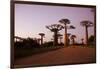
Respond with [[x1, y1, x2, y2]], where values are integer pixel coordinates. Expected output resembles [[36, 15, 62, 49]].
[[88, 35, 95, 45], [81, 38, 84, 45], [37, 38, 41, 44], [71, 35, 76, 45], [39, 33, 45, 45]]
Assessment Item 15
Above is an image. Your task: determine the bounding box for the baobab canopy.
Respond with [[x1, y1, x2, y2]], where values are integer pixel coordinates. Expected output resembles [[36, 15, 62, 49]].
[[80, 20, 93, 27], [59, 19, 70, 25], [68, 25, 76, 29], [46, 24, 64, 46], [46, 24, 64, 32]]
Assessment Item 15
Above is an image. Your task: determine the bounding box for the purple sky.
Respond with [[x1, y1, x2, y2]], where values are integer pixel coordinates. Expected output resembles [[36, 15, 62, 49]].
[[15, 4, 94, 43]]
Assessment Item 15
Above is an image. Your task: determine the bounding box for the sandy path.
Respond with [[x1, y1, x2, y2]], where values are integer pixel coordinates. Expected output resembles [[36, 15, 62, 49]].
[[14, 46, 96, 68]]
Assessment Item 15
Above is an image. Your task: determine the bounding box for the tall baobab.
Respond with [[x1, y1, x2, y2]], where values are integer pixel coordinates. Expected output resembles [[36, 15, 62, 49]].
[[59, 19, 70, 47], [46, 24, 64, 46], [59, 19, 75, 47], [91, 8, 96, 46], [80, 20, 93, 46], [71, 35, 76, 45], [39, 33, 45, 45]]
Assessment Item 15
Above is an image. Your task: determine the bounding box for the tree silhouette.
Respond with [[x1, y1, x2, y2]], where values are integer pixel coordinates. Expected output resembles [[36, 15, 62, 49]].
[[91, 8, 96, 46], [88, 35, 95, 45], [71, 35, 76, 45], [67, 33, 71, 45], [67, 25, 75, 45], [80, 20, 93, 46], [59, 19, 70, 47], [68, 25, 75, 29], [59, 19, 75, 47], [39, 33, 45, 45], [37, 38, 41, 44], [46, 24, 64, 46], [81, 38, 84, 45]]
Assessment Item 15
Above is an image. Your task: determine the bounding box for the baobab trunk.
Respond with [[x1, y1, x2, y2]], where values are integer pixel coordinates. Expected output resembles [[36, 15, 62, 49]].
[[85, 26, 88, 46], [54, 31, 58, 46], [41, 36, 43, 45], [64, 25, 68, 47]]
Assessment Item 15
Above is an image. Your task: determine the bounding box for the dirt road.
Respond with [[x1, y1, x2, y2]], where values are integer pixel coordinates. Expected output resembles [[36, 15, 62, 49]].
[[14, 46, 96, 68]]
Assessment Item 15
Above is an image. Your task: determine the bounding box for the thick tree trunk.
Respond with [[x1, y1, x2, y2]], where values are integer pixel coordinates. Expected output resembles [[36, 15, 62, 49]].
[[85, 26, 88, 46], [64, 25, 68, 47], [41, 36, 43, 45], [54, 31, 58, 46]]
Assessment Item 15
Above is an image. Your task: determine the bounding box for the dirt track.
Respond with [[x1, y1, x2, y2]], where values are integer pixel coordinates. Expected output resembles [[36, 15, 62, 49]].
[[14, 46, 96, 68]]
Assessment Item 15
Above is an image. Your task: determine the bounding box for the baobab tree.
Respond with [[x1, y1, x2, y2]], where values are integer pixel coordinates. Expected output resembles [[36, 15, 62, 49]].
[[71, 35, 76, 45], [91, 8, 96, 46], [46, 24, 64, 46], [67, 33, 71, 45], [39, 33, 45, 45], [59, 19, 75, 47], [37, 38, 41, 44], [80, 20, 93, 46], [59, 19, 70, 47]]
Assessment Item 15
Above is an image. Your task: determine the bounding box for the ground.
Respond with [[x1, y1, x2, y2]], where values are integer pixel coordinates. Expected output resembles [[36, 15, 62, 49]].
[[14, 46, 96, 68]]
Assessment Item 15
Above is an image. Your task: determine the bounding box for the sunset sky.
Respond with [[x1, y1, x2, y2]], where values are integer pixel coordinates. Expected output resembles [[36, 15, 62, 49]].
[[15, 3, 95, 43]]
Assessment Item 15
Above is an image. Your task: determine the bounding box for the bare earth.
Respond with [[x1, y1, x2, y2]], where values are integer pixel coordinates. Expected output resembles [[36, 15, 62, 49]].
[[14, 46, 96, 68]]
